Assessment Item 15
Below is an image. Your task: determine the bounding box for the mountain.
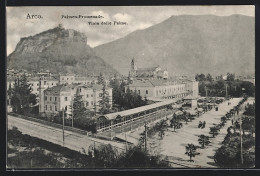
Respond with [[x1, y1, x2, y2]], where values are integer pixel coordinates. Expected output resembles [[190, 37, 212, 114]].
[[93, 15, 255, 77], [7, 26, 118, 77]]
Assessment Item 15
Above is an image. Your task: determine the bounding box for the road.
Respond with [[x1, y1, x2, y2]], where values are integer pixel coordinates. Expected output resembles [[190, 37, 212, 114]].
[[8, 115, 126, 155]]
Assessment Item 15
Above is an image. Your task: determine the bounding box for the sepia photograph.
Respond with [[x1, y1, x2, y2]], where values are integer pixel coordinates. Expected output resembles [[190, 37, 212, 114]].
[[6, 5, 255, 169]]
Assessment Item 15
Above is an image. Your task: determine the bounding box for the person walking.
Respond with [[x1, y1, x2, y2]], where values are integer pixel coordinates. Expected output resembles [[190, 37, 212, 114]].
[[198, 121, 202, 128], [202, 121, 206, 128]]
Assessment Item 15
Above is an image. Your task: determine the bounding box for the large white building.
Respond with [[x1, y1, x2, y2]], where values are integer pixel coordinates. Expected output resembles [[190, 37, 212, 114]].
[[128, 79, 198, 101], [39, 83, 113, 117]]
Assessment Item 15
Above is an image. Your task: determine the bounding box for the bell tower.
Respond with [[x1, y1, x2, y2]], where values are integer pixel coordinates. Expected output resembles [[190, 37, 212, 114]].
[[131, 57, 137, 76]]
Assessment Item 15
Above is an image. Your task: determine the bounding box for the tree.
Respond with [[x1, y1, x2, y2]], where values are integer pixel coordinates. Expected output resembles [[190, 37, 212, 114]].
[[157, 119, 168, 139], [209, 127, 219, 138], [195, 74, 206, 82], [198, 135, 210, 148], [97, 72, 104, 85], [115, 146, 170, 168], [99, 81, 111, 115], [93, 144, 119, 168], [185, 144, 199, 162], [206, 73, 213, 82], [243, 103, 255, 116], [170, 113, 182, 132], [10, 74, 32, 114], [182, 111, 189, 124], [214, 133, 255, 168], [72, 89, 86, 120], [242, 116, 255, 135], [227, 73, 235, 81]]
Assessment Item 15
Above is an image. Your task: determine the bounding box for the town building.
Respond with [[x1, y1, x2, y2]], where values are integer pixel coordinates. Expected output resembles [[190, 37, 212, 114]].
[[127, 79, 198, 101], [130, 58, 168, 79], [39, 83, 113, 117]]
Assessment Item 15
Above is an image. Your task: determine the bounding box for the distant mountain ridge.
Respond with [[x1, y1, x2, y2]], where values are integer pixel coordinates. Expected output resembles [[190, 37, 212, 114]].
[[93, 15, 255, 77], [7, 26, 118, 77]]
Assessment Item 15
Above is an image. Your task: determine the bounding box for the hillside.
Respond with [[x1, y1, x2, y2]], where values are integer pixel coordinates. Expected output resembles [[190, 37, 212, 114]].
[[7, 27, 118, 77], [93, 15, 255, 77]]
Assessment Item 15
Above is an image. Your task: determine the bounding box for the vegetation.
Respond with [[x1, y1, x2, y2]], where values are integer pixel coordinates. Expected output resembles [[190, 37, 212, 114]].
[[209, 126, 219, 138], [214, 132, 255, 168], [98, 77, 111, 115], [7, 127, 170, 168], [195, 73, 255, 97], [243, 103, 255, 116], [170, 113, 182, 132], [185, 144, 199, 162], [109, 77, 147, 111], [198, 135, 210, 148], [9, 74, 36, 114]]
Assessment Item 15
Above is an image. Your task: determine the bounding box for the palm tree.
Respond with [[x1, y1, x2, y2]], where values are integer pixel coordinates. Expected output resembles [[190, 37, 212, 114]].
[[185, 144, 199, 162], [170, 113, 181, 132], [158, 119, 168, 139], [198, 135, 210, 148], [221, 116, 227, 124], [209, 127, 219, 138]]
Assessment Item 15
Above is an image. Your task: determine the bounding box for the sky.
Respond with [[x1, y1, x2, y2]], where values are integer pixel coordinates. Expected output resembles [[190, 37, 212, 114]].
[[6, 5, 254, 55]]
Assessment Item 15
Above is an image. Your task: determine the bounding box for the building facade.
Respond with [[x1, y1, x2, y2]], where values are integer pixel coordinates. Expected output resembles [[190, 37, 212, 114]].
[[39, 83, 113, 117], [130, 58, 168, 79], [128, 79, 192, 100]]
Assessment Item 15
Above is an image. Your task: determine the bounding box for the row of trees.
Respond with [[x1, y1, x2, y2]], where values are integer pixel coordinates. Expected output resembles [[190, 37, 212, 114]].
[[198, 80, 255, 97], [214, 97, 255, 168], [195, 73, 236, 82]]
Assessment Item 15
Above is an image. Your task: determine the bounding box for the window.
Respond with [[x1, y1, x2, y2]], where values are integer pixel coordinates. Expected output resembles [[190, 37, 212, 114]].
[[91, 101, 93, 105], [87, 94, 89, 98], [52, 83, 53, 85], [99, 93, 102, 97], [67, 78, 69, 80], [44, 81, 46, 85], [37, 83, 39, 86], [146, 90, 148, 94], [55, 97, 57, 101], [50, 105, 52, 111], [62, 78, 64, 80], [86, 102, 89, 106], [65, 97, 68, 101], [55, 106, 57, 111], [31, 83, 34, 86], [44, 96, 47, 101], [50, 97, 52, 101], [45, 105, 47, 110], [79, 88, 81, 92], [91, 94, 93, 97], [138, 90, 140, 94]]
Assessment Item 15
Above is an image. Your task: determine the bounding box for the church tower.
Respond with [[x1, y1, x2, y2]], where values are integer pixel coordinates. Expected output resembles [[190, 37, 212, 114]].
[[131, 57, 137, 77]]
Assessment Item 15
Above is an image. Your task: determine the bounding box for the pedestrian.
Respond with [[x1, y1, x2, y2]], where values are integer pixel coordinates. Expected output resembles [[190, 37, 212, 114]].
[[202, 121, 206, 128], [198, 121, 202, 128]]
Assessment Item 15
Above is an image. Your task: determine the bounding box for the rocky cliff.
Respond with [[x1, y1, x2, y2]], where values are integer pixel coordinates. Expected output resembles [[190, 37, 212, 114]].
[[7, 26, 118, 77]]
